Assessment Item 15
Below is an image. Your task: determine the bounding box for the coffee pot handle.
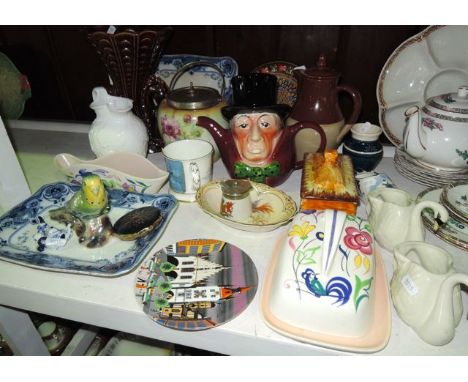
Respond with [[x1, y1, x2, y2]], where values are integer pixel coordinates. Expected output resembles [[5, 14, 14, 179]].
[[336, 84, 362, 143], [288, 121, 327, 169]]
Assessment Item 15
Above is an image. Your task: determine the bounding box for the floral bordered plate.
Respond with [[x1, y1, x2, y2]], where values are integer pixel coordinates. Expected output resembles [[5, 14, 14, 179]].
[[0, 182, 178, 276], [441, 182, 468, 224], [156, 54, 238, 103], [377, 25, 468, 146], [394, 148, 468, 187], [417, 186, 468, 250], [195, 180, 297, 232], [251, 61, 299, 107], [134, 239, 258, 331]]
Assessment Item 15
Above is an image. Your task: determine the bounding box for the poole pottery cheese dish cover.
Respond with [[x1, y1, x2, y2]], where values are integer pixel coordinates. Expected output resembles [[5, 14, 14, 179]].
[[0, 182, 177, 276], [55, 152, 169, 194], [261, 210, 391, 353]]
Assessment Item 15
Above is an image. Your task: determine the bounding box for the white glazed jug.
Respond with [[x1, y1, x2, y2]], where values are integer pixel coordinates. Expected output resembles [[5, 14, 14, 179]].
[[391, 241, 468, 346], [89, 87, 148, 158], [368, 188, 448, 251]]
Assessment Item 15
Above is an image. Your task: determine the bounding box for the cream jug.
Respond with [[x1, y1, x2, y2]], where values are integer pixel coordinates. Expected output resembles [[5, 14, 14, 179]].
[[368, 188, 448, 251], [391, 241, 468, 346], [89, 87, 148, 158]]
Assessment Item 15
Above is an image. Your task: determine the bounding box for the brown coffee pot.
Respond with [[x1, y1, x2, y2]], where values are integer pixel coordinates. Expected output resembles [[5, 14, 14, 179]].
[[287, 54, 362, 161]]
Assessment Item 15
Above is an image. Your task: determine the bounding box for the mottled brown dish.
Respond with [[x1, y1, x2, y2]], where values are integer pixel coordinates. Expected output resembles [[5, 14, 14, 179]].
[[300, 151, 359, 215]]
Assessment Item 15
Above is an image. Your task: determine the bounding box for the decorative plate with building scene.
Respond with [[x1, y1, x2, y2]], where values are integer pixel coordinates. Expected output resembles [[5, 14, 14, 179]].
[[134, 239, 258, 331]]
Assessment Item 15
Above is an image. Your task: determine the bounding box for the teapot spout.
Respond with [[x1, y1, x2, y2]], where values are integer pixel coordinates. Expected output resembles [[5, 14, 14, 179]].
[[403, 106, 426, 158], [196, 116, 234, 161]]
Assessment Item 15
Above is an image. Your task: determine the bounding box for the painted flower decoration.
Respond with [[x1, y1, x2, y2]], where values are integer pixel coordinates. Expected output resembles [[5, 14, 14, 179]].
[[278, 64, 287, 72], [343, 227, 373, 255], [183, 114, 193, 124], [161, 115, 181, 140], [288, 221, 316, 240], [422, 117, 443, 131], [122, 182, 136, 193]]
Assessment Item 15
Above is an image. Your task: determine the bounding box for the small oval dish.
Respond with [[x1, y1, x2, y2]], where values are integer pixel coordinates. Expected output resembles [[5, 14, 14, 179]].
[[54, 152, 169, 194], [196, 180, 297, 232]]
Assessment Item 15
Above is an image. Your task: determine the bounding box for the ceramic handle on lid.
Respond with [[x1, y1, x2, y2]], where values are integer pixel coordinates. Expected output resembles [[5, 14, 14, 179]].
[[336, 84, 362, 143], [458, 86, 468, 98]]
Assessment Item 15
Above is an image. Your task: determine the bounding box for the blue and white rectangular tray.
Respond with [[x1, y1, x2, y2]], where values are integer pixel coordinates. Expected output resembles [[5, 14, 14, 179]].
[[0, 182, 178, 277]]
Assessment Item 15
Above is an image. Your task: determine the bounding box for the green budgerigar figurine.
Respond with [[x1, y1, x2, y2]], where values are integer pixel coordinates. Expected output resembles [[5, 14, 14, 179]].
[[50, 174, 113, 248], [66, 174, 109, 218]]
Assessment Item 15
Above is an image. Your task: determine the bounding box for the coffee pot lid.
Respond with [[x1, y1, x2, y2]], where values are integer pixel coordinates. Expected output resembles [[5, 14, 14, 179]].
[[302, 54, 339, 78], [167, 83, 221, 110]]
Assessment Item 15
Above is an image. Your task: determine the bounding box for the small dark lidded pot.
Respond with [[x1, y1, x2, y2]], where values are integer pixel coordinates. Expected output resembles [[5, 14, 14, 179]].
[[113, 206, 162, 241], [342, 122, 383, 172]]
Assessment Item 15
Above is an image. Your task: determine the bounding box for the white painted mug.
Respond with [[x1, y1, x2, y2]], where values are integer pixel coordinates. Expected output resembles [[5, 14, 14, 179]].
[[163, 139, 213, 202]]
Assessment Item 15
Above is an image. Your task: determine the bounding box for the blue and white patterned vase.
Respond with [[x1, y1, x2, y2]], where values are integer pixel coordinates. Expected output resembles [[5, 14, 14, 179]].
[[343, 122, 383, 172]]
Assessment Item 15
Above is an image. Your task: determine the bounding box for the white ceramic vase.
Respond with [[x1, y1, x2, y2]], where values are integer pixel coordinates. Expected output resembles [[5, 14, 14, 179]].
[[89, 87, 148, 158]]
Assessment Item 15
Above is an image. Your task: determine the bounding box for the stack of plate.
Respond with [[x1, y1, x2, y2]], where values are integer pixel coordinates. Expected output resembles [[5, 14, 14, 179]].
[[394, 148, 468, 187], [417, 182, 468, 250]]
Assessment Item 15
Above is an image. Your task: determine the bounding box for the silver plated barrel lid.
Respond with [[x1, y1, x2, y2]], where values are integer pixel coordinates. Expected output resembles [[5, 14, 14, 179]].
[[167, 83, 221, 110]]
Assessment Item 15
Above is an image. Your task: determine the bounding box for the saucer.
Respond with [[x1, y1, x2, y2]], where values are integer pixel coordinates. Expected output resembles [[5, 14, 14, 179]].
[[196, 180, 297, 232], [441, 182, 468, 224], [394, 149, 468, 187], [134, 239, 258, 331], [417, 187, 468, 250]]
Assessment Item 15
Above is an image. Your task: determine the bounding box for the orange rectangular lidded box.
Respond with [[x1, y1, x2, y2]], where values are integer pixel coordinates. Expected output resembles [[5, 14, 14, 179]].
[[300, 150, 359, 215]]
